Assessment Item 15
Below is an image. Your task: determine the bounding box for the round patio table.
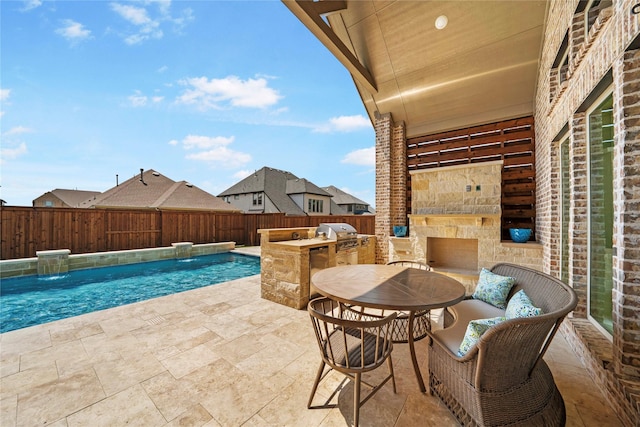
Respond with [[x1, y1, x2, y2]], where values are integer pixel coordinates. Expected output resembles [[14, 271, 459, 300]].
[[311, 264, 466, 393]]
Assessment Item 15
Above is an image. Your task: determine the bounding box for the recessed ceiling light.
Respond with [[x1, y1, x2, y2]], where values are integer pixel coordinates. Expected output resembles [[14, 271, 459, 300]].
[[435, 15, 448, 30]]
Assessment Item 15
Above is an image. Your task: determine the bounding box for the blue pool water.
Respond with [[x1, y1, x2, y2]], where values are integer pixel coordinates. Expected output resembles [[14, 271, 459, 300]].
[[0, 253, 260, 333]]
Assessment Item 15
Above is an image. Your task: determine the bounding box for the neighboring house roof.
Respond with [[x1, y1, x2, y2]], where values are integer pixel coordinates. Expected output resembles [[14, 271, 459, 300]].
[[36, 189, 102, 207], [322, 185, 366, 206], [218, 166, 373, 216], [218, 167, 300, 215], [329, 200, 348, 215], [286, 178, 331, 197], [323, 185, 375, 214], [79, 169, 240, 211]]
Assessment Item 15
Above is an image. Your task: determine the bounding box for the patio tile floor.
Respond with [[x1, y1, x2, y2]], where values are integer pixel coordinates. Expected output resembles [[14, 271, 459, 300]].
[[0, 257, 624, 426]]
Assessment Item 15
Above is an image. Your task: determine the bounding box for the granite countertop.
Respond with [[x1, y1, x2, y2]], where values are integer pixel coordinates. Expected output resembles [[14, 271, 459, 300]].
[[267, 234, 374, 249], [268, 237, 336, 249]]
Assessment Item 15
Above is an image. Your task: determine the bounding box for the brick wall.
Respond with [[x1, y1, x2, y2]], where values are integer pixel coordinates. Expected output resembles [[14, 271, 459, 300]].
[[613, 48, 640, 381], [374, 113, 406, 264], [534, 1, 640, 425], [375, 113, 392, 264], [570, 113, 590, 319], [374, 0, 639, 423]]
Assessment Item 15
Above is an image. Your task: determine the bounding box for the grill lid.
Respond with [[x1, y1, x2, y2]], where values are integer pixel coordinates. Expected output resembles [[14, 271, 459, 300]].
[[315, 223, 357, 240]]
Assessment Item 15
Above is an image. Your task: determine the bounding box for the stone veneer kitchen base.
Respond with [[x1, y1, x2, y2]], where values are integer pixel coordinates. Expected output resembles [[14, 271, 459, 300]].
[[259, 227, 376, 309]]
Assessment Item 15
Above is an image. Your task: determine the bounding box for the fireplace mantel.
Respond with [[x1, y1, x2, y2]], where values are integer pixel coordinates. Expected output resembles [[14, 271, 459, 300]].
[[409, 214, 501, 227]]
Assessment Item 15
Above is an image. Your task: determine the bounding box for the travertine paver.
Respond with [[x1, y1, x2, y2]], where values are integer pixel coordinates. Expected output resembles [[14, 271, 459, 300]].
[[0, 266, 624, 426]]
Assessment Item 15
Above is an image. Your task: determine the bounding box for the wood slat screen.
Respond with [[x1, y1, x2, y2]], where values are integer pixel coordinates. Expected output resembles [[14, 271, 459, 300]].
[[406, 116, 536, 240], [0, 207, 375, 260]]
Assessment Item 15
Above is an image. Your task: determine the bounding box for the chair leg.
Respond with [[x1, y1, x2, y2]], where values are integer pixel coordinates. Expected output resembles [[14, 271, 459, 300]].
[[308, 360, 326, 408], [387, 355, 397, 393], [354, 372, 361, 427]]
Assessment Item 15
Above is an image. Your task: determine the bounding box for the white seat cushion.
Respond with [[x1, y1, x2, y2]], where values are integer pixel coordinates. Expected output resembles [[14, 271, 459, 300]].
[[433, 299, 505, 354]]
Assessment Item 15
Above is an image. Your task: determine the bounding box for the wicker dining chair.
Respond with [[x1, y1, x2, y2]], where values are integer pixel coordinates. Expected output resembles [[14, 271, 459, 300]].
[[427, 263, 578, 426], [307, 297, 397, 427], [385, 260, 432, 343]]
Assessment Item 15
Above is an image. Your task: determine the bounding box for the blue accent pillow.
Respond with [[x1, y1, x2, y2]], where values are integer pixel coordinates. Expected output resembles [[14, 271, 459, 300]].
[[457, 316, 506, 356], [472, 268, 516, 309], [505, 289, 543, 319]]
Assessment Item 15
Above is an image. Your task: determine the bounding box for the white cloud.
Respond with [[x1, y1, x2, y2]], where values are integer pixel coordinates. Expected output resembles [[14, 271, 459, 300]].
[[128, 90, 148, 107], [182, 135, 235, 150], [3, 126, 33, 136], [342, 147, 375, 166], [314, 114, 371, 133], [233, 170, 253, 180], [177, 75, 282, 110], [127, 90, 163, 107], [157, 65, 168, 73], [0, 88, 10, 116], [186, 148, 251, 167], [110, 1, 193, 45], [111, 2, 163, 44], [21, 0, 42, 11], [172, 134, 251, 168], [55, 20, 92, 44], [0, 142, 28, 163]]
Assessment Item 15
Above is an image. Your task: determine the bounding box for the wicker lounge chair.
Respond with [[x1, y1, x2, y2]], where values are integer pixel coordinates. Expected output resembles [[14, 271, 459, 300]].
[[307, 297, 397, 427], [427, 263, 578, 426]]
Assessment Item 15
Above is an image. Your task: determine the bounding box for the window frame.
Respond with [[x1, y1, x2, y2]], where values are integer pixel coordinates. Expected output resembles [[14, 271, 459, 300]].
[[585, 86, 614, 341]]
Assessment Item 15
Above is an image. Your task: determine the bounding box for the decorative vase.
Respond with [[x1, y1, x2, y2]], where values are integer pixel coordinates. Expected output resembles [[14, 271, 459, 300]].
[[509, 228, 532, 243], [393, 226, 407, 237]]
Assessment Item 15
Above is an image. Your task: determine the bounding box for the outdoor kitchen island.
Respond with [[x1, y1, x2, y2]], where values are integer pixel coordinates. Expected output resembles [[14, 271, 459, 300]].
[[258, 224, 376, 309]]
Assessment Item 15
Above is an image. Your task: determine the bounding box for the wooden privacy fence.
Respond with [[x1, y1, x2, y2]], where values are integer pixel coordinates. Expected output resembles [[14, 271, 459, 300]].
[[406, 116, 536, 240], [0, 207, 375, 260]]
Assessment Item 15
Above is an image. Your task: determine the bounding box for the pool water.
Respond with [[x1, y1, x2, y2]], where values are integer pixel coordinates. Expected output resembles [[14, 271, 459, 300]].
[[0, 253, 260, 333]]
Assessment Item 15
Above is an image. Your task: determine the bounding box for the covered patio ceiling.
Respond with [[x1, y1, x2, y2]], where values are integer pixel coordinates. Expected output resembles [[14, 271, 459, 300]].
[[283, 0, 548, 137]]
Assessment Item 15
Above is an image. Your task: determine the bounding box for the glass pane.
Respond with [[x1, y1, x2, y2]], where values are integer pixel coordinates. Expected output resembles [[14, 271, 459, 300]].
[[588, 93, 614, 335], [560, 139, 570, 285]]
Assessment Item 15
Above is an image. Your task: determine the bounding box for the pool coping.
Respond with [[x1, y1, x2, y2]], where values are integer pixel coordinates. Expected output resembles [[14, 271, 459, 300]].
[[0, 242, 260, 279]]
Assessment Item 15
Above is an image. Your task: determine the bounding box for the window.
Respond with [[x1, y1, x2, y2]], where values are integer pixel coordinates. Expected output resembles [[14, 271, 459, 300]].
[[558, 51, 569, 85], [585, 0, 612, 37], [587, 89, 614, 337], [308, 199, 323, 213], [550, 32, 569, 102], [252, 193, 262, 206], [45, 200, 53, 207]]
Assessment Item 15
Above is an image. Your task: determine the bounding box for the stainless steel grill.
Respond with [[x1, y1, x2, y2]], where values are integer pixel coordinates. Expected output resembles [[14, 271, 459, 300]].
[[315, 223, 358, 251]]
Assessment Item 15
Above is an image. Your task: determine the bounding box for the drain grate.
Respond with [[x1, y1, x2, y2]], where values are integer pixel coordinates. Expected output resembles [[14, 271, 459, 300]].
[[147, 315, 166, 325]]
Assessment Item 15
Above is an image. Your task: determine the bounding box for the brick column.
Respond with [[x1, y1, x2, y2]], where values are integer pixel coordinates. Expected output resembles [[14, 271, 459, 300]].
[[612, 48, 640, 381], [374, 113, 406, 264]]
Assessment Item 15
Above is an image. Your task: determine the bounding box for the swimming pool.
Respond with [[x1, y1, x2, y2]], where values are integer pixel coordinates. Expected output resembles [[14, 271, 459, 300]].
[[0, 253, 260, 333]]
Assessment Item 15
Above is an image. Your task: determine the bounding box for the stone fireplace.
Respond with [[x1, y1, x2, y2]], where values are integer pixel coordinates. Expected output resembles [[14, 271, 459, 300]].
[[389, 161, 543, 292], [427, 237, 478, 273]]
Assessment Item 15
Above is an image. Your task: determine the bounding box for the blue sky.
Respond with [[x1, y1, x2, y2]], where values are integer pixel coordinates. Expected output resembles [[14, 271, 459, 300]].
[[1, 0, 376, 207]]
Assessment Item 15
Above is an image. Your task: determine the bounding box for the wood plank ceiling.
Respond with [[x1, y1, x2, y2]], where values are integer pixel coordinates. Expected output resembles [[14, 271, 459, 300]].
[[283, 0, 548, 138]]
